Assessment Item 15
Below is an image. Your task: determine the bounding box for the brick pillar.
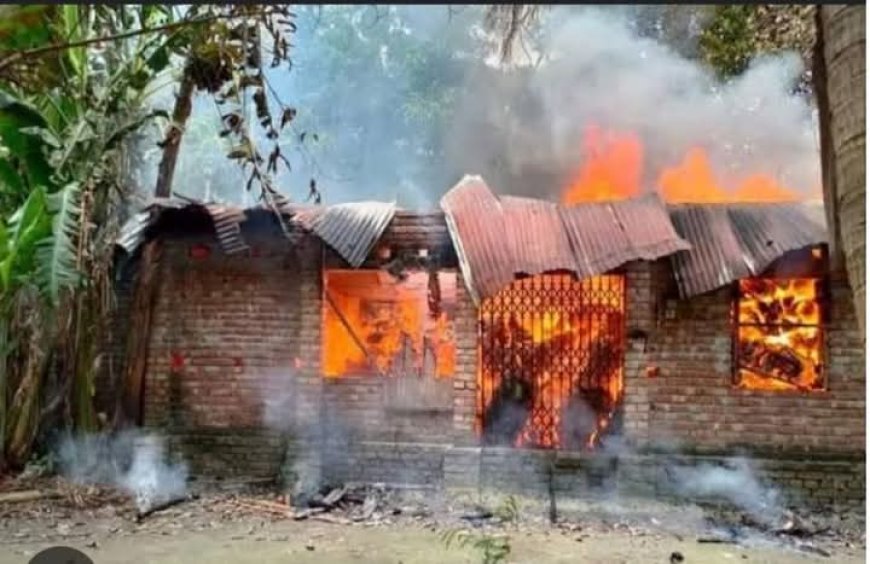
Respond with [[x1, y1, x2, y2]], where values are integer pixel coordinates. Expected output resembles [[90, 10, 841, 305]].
[[451, 271, 479, 446], [621, 260, 657, 448], [289, 239, 325, 493]]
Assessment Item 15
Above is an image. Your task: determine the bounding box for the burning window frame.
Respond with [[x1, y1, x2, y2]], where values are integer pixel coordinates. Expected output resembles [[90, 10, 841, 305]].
[[730, 246, 830, 393], [320, 266, 458, 379]]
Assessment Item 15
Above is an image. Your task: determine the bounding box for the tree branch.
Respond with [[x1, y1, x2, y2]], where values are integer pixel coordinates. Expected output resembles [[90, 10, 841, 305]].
[[0, 13, 230, 73]]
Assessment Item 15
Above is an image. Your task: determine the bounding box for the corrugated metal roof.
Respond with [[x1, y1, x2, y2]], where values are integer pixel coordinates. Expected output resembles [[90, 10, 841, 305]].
[[441, 177, 692, 303], [204, 204, 249, 255], [117, 211, 153, 255], [440, 176, 515, 303], [501, 196, 576, 276], [292, 201, 397, 268], [116, 198, 191, 254], [610, 193, 693, 260], [668, 203, 828, 298], [115, 199, 395, 267]]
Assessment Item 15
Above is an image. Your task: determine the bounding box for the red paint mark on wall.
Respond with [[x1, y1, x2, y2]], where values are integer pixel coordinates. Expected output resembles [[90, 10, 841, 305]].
[[170, 352, 185, 371], [233, 357, 244, 368], [189, 244, 211, 260]]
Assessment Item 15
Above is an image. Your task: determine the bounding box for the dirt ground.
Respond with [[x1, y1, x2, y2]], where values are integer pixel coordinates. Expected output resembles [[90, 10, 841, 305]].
[[0, 482, 865, 564], [2, 521, 864, 564]]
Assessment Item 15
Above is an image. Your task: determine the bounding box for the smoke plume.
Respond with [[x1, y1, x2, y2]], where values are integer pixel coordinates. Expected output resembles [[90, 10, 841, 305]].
[[57, 430, 188, 512], [667, 457, 783, 526], [447, 6, 820, 202], [134, 7, 818, 208]]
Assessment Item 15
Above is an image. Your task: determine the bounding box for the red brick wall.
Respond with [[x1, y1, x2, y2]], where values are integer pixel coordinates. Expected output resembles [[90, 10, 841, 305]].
[[139, 232, 323, 477], [623, 260, 865, 457], [133, 211, 864, 482], [140, 213, 470, 478], [143, 235, 318, 429]]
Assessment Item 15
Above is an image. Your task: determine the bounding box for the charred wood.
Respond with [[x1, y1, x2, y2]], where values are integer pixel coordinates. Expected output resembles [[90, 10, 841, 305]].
[[135, 493, 199, 522]]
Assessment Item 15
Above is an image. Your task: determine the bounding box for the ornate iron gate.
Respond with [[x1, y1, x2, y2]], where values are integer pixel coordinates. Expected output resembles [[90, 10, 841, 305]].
[[477, 274, 626, 450]]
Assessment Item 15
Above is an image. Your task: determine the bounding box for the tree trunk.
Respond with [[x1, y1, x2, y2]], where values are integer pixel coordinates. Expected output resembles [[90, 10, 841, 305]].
[[154, 68, 195, 198], [118, 240, 163, 426], [815, 5, 865, 338]]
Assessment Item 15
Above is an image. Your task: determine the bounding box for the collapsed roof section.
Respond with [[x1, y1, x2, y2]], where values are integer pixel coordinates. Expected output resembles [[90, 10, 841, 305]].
[[117, 197, 396, 268], [440, 176, 691, 304], [668, 202, 829, 298]]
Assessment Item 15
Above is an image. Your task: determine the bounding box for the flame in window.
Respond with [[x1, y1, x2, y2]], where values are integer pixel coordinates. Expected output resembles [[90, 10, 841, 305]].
[[735, 278, 824, 391]]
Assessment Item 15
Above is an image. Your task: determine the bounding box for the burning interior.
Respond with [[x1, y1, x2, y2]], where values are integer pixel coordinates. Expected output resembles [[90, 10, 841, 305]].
[[477, 273, 626, 450], [322, 269, 457, 378], [734, 277, 825, 392]]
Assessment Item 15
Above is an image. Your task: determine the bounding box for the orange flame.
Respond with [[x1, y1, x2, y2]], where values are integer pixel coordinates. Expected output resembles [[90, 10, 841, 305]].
[[736, 278, 823, 391], [562, 125, 644, 204], [561, 124, 808, 204], [323, 271, 456, 378], [477, 274, 625, 450]]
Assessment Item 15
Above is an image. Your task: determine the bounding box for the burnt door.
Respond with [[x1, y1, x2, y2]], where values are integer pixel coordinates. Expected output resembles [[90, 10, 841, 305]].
[[477, 274, 626, 449]]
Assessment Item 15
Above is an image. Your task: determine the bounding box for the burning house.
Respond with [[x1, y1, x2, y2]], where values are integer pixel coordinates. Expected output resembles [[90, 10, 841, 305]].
[[103, 173, 864, 511]]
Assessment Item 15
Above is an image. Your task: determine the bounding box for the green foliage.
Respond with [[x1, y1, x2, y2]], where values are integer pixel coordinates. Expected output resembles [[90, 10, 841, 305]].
[[699, 5, 816, 85], [440, 528, 512, 564], [0, 4, 212, 467], [36, 183, 82, 306], [439, 497, 519, 564], [494, 494, 521, 526], [698, 6, 756, 79]]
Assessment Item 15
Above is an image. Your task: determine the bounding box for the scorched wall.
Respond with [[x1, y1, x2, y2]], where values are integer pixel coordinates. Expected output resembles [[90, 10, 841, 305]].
[[124, 212, 864, 508]]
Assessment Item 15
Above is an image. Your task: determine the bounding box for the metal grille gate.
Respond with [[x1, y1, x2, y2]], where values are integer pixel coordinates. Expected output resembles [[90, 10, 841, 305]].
[[477, 274, 626, 450]]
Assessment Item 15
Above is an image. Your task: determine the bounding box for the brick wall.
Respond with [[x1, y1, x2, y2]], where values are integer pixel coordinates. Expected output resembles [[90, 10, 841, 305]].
[[141, 230, 320, 479], [140, 211, 471, 482], [125, 211, 863, 507], [622, 260, 865, 458], [618, 454, 865, 511]]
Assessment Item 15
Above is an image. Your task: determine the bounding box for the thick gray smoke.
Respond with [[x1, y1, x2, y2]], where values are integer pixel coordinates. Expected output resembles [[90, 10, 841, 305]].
[[134, 7, 818, 208], [447, 6, 820, 201], [57, 430, 188, 512]]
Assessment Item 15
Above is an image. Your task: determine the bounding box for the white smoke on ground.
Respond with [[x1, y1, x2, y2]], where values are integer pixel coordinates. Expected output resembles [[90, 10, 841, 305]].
[[594, 432, 786, 528], [667, 457, 784, 526], [57, 430, 188, 513], [256, 367, 328, 502]]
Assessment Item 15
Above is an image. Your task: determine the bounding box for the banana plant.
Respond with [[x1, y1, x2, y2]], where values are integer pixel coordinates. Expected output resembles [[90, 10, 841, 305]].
[[0, 4, 179, 469]]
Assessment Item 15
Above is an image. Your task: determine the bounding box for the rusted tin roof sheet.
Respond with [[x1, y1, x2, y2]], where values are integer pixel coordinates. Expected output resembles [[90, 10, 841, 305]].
[[204, 204, 249, 255], [559, 201, 636, 276], [441, 177, 691, 303], [117, 198, 191, 254], [291, 201, 397, 268], [610, 193, 693, 259], [441, 176, 515, 304], [116, 198, 395, 267], [559, 195, 691, 276], [668, 203, 828, 298], [501, 196, 576, 276]]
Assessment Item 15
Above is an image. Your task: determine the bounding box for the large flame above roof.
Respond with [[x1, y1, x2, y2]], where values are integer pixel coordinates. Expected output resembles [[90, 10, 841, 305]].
[[562, 124, 814, 205]]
